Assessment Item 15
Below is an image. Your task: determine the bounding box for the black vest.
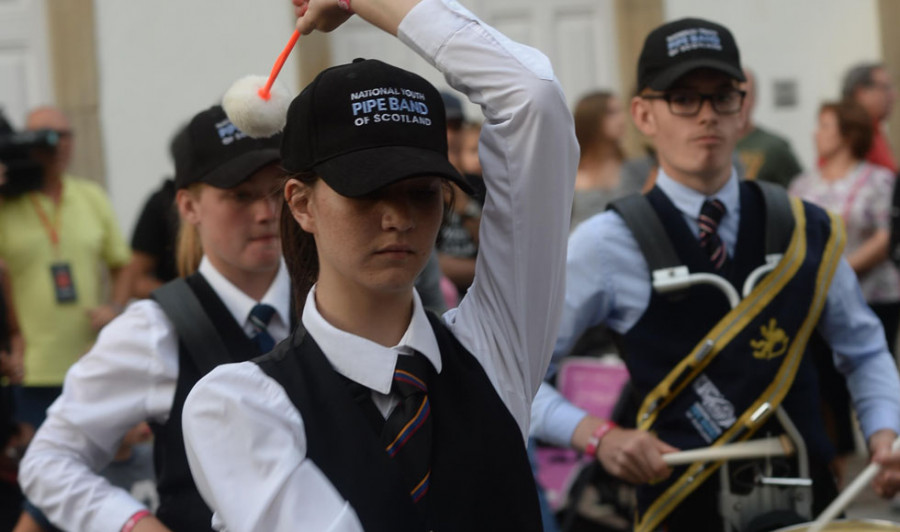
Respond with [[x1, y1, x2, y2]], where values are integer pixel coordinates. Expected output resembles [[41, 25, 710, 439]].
[[256, 312, 542, 531], [620, 185, 839, 528], [150, 274, 263, 532]]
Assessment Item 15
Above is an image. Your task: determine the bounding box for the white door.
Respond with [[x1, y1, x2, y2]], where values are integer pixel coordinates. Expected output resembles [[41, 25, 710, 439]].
[[0, 0, 53, 129], [330, 0, 619, 114]]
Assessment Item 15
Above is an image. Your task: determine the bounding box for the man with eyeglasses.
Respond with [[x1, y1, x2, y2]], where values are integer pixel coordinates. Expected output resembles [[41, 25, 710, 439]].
[[536, 17, 900, 531]]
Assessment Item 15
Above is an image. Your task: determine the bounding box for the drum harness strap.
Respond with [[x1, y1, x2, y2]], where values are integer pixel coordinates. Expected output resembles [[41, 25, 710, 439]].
[[610, 182, 846, 532]]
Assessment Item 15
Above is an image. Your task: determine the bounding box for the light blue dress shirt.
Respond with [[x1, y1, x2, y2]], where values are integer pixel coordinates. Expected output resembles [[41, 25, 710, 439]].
[[533, 168, 900, 446]]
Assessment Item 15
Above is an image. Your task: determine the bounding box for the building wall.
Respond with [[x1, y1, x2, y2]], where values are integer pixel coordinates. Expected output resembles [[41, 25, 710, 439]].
[[94, 0, 299, 236], [92, 1, 886, 233], [665, 0, 883, 172]]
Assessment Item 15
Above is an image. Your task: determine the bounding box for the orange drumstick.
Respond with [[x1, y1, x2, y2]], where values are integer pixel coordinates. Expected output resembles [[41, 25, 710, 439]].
[[223, 30, 299, 138], [259, 30, 301, 101]]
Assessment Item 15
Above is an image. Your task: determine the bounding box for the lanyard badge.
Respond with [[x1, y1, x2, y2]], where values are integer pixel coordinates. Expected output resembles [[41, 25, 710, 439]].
[[30, 193, 78, 303]]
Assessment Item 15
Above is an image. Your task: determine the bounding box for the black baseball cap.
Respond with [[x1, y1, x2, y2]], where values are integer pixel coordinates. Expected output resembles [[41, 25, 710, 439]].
[[174, 105, 281, 190], [638, 18, 744, 92], [281, 58, 471, 198]]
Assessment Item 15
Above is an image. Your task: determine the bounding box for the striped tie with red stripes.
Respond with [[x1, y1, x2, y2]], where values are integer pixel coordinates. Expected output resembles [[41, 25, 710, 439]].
[[698, 198, 728, 270], [383, 353, 432, 504]]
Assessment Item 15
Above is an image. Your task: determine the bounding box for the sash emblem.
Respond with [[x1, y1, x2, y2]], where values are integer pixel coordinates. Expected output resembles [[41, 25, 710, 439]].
[[751, 318, 789, 360]]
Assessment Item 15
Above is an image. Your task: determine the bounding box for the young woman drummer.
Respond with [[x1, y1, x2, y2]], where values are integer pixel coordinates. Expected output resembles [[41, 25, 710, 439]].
[[180, 0, 578, 529], [18, 105, 290, 532]]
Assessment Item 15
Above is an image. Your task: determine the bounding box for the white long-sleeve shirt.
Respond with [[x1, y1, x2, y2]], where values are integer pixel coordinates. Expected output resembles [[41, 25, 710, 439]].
[[180, 1, 578, 530], [18, 258, 291, 532]]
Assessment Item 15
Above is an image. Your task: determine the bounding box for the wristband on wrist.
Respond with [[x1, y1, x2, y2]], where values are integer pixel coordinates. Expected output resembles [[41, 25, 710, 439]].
[[121, 510, 151, 532], [584, 420, 617, 458], [337, 0, 353, 13]]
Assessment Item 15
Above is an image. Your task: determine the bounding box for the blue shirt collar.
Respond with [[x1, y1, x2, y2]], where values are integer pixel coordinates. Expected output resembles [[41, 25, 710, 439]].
[[655, 166, 741, 220]]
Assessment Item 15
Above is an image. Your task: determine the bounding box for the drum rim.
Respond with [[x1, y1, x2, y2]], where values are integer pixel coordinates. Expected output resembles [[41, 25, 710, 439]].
[[774, 518, 900, 531]]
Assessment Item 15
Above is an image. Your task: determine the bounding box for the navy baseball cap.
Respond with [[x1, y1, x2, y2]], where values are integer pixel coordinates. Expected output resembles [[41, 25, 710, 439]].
[[280, 58, 471, 198], [175, 105, 281, 190], [638, 18, 744, 92]]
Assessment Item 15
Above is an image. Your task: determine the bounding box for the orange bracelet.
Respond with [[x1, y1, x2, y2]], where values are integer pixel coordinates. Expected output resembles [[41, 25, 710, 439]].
[[584, 420, 617, 458], [121, 510, 151, 532]]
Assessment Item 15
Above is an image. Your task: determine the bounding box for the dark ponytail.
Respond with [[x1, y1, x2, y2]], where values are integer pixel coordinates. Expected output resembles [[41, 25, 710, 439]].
[[281, 172, 320, 314]]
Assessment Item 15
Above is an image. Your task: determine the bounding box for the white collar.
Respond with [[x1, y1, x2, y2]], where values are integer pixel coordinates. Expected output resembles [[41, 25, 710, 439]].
[[198, 256, 291, 329], [301, 285, 442, 395]]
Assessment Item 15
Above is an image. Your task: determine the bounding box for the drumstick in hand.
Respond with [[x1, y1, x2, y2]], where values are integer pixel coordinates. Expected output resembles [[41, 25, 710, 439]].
[[661, 435, 795, 466]]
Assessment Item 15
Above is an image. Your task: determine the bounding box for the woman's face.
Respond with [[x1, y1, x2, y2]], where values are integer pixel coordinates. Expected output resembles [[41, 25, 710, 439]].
[[603, 96, 627, 142], [288, 176, 444, 297], [179, 164, 283, 282], [815, 109, 844, 160]]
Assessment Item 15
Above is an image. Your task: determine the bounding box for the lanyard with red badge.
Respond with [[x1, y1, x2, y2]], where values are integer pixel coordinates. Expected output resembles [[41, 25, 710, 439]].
[[30, 193, 77, 303]]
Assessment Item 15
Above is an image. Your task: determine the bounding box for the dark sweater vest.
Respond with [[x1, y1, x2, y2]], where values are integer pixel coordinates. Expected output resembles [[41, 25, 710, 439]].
[[256, 312, 542, 531], [150, 274, 262, 532], [621, 184, 838, 528]]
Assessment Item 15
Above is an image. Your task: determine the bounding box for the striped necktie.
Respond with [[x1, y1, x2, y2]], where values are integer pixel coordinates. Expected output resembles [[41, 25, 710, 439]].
[[382, 353, 433, 504], [698, 199, 728, 270], [248, 303, 276, 353]]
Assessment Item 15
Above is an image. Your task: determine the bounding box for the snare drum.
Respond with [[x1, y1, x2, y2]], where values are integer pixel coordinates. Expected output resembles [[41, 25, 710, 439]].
[[774, 518, 900, 531]]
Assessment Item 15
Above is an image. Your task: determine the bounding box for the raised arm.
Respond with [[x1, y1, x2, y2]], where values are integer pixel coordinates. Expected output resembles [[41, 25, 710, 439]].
[[396, 0, 578, 435]]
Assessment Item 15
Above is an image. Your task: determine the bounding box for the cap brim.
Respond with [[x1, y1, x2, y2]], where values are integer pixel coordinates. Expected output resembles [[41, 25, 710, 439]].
[[648, 59, 745, 91], [314, 145, 472, 198], [201, 149, 281, 188]]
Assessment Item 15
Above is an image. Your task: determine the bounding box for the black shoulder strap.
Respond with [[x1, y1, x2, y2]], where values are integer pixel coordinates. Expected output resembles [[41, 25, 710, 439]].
[[152, 278, 232, 376], [609, 194, 681, 272], [747, 180, 795, 255]]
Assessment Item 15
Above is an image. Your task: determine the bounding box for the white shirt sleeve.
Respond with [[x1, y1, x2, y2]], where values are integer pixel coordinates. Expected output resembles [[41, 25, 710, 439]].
[[400, 0, 578, 438], [182, 363, 364, 532], [18, 301, 179, 532]]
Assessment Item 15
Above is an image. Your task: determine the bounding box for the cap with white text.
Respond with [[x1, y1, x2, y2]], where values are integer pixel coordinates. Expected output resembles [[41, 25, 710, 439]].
[[175, 105, 281, 190], [281, 58, 471, 197], [637, 18, 744, 92]]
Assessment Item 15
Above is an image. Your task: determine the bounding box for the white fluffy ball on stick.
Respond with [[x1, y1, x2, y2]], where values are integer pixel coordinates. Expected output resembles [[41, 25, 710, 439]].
[[222, 75, 292, 138]]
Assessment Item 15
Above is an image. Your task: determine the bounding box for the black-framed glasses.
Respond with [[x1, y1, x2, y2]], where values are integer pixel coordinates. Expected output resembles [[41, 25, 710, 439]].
[[642, 88, 746, 116]]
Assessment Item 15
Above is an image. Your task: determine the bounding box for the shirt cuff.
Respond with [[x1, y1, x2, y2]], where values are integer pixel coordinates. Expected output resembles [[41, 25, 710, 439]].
[[530, 383, 588, 447], [95, 492, 147, 532]]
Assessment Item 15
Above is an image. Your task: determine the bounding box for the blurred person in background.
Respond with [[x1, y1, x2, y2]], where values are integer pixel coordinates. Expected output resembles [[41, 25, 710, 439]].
[[736, 68, 803, 188], [128, 178, 178, 299], [790, 101, 900, 486], [570, 90, 644, 231], [843, 63, 897, 173], [0, 161, 28, 531], [0, 106, 131, 432], [127, 127, 186, 300], [791, 101, 900, 350], [437, 97, 483, 299]]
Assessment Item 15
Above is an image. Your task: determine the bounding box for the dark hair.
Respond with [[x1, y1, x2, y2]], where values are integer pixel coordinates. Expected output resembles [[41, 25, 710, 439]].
[[280, 172, 320, 313], [573, 91, 624, 164], [841, 63, 885, 101], [820, 101, 873, 160]]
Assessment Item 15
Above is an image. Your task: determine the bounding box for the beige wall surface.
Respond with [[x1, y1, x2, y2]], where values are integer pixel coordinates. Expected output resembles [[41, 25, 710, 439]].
[[879, 0, 900, 162], [52, 1, 896, 232], [45, 0, 105, 186], [92, 0, 300, 236]]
